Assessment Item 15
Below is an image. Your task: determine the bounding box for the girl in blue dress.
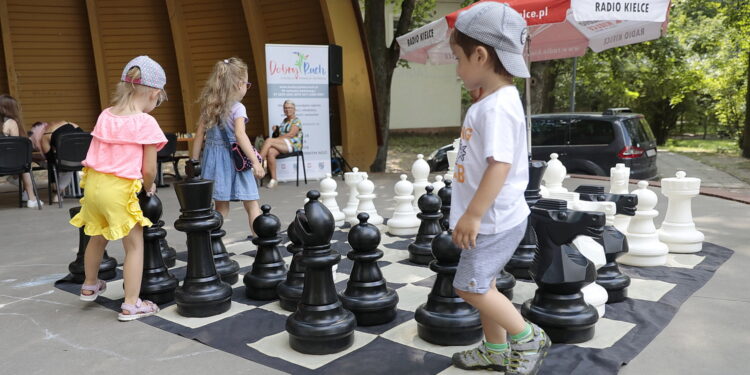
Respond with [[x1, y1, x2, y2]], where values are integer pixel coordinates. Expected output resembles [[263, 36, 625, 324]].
[[191, 57, 264, 236]]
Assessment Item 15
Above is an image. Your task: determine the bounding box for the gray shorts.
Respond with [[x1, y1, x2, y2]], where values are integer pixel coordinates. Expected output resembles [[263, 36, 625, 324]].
[[453, 218, 527, 294]]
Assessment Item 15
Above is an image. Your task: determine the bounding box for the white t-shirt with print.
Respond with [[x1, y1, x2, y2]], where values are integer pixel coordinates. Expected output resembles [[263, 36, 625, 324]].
[[449, 85, 530, 234]]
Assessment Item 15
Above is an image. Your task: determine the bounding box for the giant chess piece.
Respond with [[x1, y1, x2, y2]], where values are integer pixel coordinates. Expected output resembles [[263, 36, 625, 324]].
[[658, 171, 704, 253], [506, 160, 547, 280], [414, 228, 482, 345], [340, 213, 399, 325], [287, 191, 356, 354], [619, 181, 669, 267], [522, 199, 604, 344], [156, 220, 177, 268], [67, 206, 117, 283], [444, 138, 460, 182], [278, 212, 306, 311], [343, 167, 366, 223], [387, 174, 420, 236], [610, 163, 632, 232], [349, 175, 383, 225], [320, 173, 346, 226], [541, 153, 567, 195], [210, 211, 240, 285], [438, 179, 452, 229], [575, 185, 636, 303], [173, 161, 232, 317], [138, 191, 178, 304], [431, 175, 445, 195], [408, 185, 442, 265], [411, 154, 431, 211], [495, 269, 516, 301], [244, 205, 288, 300]]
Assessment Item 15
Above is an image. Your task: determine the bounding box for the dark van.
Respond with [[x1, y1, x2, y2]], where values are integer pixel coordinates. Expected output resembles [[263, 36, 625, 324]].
[[530, 109, 658, 180]]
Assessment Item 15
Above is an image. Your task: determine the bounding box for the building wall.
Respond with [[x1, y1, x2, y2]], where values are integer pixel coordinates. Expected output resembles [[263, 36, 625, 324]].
[[389, 0, 462, 131]]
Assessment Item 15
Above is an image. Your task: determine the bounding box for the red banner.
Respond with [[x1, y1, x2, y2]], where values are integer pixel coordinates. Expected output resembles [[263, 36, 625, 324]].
[[446, 0, 569, 27]]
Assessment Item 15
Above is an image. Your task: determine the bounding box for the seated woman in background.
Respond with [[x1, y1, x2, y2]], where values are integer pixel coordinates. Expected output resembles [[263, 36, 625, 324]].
[[30, 120, 83, 202], [0, 94, 42, 208], [259, 100, 303, 188]]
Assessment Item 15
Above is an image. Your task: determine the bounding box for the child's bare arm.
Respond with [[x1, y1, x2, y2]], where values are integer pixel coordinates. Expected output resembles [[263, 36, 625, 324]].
[[452, 160, 511, 249], [141, 144, 158, 194], [190, 122, 205, 161]]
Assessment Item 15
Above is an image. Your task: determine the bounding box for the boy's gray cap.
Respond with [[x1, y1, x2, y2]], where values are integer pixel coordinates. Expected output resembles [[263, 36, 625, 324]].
[[455, 2, 530, 78], [121, 55, 166, 90]]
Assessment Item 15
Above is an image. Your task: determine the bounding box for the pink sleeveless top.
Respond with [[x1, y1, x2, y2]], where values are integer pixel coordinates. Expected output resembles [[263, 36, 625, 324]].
[[83, 108, 167, 180]]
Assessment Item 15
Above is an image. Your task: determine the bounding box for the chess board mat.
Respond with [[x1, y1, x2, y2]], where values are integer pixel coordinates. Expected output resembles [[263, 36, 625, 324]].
[[55, 228, 733, 375]]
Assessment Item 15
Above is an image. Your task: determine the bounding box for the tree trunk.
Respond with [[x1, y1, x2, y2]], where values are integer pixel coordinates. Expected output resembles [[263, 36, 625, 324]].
[[743, 50, 750, 158]]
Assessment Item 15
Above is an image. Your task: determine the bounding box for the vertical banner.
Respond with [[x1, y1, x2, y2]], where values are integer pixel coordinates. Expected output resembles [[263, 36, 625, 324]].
[[265, 44, 331, 182]]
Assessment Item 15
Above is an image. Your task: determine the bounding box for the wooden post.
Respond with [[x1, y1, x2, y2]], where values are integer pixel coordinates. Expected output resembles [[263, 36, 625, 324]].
[[0, 0, 17, 98], [241, 0, 269, 136], [165, 0, 197, 135], [85, 0, 110, 110]]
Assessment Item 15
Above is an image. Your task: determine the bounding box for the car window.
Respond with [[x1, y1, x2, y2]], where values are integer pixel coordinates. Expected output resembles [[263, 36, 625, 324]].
[[624, 118, 656, 145], [569, 119, 615, 145], [532, 119, 566, 146]]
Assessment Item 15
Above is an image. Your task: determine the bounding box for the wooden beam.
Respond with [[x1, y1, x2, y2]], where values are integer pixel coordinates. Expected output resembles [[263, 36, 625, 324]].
[[0, 0, 17, 97], [318, 0, 378, 170], [165, 0, 197, 134], [85, 0, 110, 110], [240, 0, 269, 136]]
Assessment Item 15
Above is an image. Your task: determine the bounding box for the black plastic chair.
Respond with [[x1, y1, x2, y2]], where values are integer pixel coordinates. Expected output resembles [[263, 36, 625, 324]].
[[50, 132, 92, 208], [0, 137, 41, 210], [156, 132, 177, 187], [275, 148, 307, 186]]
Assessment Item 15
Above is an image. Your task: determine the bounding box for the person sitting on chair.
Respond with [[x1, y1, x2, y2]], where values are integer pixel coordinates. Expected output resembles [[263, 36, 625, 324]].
[[0, 94, 42, 208], [260, 99, 303, 188], [30, 120, 84, 202]]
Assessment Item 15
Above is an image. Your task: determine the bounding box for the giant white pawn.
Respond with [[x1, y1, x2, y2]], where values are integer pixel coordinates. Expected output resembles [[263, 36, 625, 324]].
[[387, 175, 420, 236], [444, 138, 460, 182], [412, 154, 431, 211], [658, 171, 704, 253], [320, 173, 346, 226], [543, 153, 567, 194], [349, 176, 383, 226], [431, 175, 445, 194], [343, 167, 367, 222], [610, 163, 632, 232], [619, 181, 669, 267]]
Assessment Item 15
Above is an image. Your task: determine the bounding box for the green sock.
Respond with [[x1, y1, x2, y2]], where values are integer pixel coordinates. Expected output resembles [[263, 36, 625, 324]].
[[510, 323, 533, 343], [484, 341, 509, 353]]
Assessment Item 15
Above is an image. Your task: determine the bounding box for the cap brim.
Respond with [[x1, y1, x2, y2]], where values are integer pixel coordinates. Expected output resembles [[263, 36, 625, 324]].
[[496, 48, 530, 78]]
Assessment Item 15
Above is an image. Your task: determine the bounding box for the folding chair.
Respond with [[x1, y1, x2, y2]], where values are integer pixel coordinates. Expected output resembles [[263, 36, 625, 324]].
[[50, 132, 92, 208], [275, 148, 307, 187], [0, 137, 41, 210], [156, 132, 177, 187]]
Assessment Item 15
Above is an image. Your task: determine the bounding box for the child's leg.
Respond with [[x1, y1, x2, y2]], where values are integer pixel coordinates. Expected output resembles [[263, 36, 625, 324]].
[[243, 200, 261, 235], [457, 285, 526, 337], [21, 172, 37, 201], [214, 200, 229, 219], [121, 224, 144, 306], [82, 235, 108, 290]]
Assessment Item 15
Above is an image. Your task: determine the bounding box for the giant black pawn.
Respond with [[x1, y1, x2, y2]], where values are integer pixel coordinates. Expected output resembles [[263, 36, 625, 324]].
[[521, 199, 604, 344], [409, 185, 443, 265], [415, 229, 482, 345], [244, 205, 287, 300], [156, 220, 177, 268], [339, 213, 399, 326], [173, 171, 232, 317], [67, 206, 117, 283], [211, 211, 240, 285], [278, 211, 306, 312], [575, 185, 636, 303], [286, 191, 356, 355], [138, 191, 178, 304], [495, 269, 515, 300], [438, 180, 452, 229], [507, 160, 547, 280]]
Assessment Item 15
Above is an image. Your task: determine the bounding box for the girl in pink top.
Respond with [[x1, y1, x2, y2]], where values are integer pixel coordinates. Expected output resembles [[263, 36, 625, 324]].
[[70, 56, 168, 321]]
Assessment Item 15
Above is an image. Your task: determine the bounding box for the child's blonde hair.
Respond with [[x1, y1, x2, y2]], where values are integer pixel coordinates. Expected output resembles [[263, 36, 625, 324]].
[[198, 57, 248, 128], [111, 66, 167, 109]]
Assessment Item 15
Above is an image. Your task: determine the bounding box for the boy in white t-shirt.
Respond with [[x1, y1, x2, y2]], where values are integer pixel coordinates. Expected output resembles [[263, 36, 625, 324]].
[[447, 3, 550, 374]]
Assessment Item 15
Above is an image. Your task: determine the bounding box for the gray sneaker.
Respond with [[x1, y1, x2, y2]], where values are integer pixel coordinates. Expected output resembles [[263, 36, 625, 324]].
[[507, 323, 552, 375], [452, 342, 509, 372]]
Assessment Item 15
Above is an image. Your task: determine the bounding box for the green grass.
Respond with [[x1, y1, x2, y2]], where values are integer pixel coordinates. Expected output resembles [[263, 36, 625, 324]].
[[389, 133, 458, 156], [664, 139, 740, 154]]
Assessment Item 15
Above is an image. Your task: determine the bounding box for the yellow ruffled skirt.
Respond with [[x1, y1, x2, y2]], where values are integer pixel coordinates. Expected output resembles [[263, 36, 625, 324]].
[[69, 167, 152, 241]]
